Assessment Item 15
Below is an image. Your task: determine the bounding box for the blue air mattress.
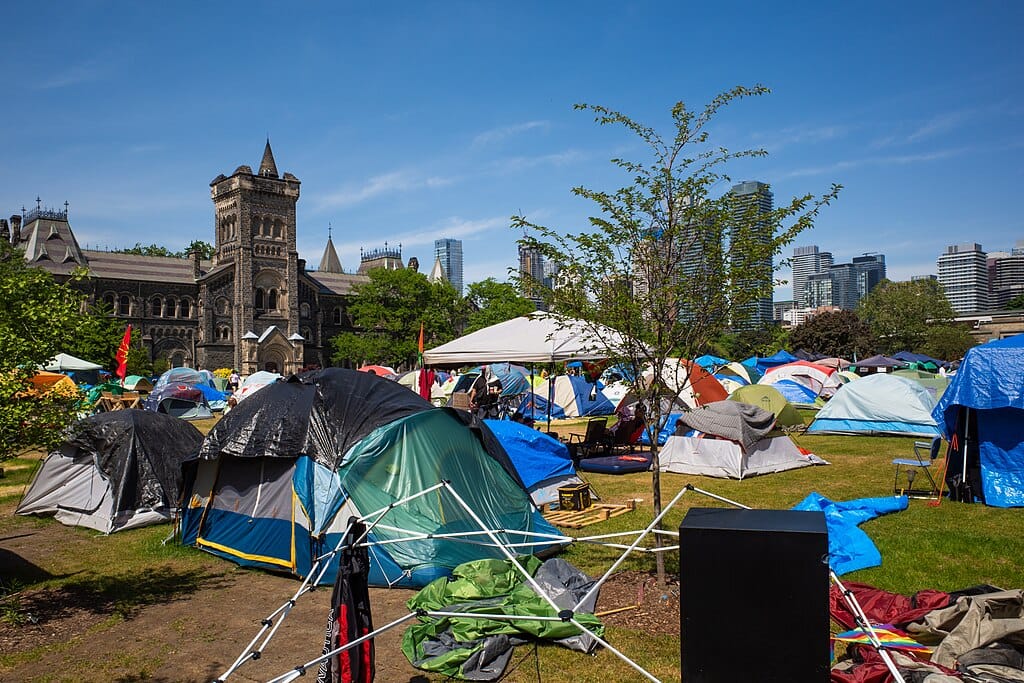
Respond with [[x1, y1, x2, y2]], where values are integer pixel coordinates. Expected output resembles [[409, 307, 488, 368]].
[[578, 453, 652, 474]]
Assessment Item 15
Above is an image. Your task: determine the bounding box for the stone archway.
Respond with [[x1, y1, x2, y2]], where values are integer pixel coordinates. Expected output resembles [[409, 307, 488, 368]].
[[259, 346, 287, 375]]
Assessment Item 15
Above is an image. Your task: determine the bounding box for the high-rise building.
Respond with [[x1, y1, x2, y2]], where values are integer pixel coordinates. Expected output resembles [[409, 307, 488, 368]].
[[937, 243, 989, 314], [987, 239, 1024, 308], [791, 245, 835, 307], [852, 253, 886, 300], [518, 244, 546, 310], [728, 181, 774, 328], [433, 238, 464, 296]]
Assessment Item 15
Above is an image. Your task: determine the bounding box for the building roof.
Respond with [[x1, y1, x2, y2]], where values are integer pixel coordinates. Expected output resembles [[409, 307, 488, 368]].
[[318, 236, 343, 273], [304, 270, 367, 296], [81, 251, 210, 284], [259, 140, 279, 178], [429, 256, 446, 283]]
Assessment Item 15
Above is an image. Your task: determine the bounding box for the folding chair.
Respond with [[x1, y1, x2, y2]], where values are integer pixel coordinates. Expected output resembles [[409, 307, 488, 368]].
[[567, 417, 608, 464], [892, 437, 942, 498]]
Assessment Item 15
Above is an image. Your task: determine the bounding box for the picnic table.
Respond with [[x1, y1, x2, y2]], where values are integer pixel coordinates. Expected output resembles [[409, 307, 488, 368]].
[[98, 391, 141, 411]]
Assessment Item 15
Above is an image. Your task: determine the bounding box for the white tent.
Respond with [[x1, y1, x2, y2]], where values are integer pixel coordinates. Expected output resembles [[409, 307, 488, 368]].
[[43, 353, 103, 372], [659, 434, 827, 479], [424, 312, 630, 365]]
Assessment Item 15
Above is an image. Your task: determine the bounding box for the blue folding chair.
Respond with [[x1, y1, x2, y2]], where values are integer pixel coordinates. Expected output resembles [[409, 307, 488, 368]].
[[892, 437, 942, 498]]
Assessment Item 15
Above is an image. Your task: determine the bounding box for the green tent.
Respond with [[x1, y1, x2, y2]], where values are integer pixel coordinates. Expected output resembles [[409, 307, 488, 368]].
[[893, 368, 949, 399], [729, 384, 805, 429]]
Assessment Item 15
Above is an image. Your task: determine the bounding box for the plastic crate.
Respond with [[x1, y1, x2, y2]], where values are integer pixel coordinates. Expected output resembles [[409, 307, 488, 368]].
[[557, 483, 591, 511]]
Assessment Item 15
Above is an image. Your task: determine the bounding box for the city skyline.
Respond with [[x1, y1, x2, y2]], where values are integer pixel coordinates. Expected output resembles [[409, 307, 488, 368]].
[[2, 3, 1021, 301]]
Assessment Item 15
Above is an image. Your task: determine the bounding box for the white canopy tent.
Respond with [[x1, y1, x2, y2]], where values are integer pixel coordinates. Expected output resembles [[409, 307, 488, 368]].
[[43, 353, 103, 372], [424, 312, 630, 365]]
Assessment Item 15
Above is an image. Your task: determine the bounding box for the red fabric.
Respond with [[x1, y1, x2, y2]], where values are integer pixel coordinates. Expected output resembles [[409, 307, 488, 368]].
[[418, 368, 435, 401], [115, 325, 132, 381], [830, 582, 951, 630], [339, 603, 351, 683], [831, 644, 959, 683]]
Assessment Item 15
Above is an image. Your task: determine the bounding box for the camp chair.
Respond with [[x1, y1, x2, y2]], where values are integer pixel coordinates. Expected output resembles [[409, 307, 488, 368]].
[[892, 437, 942, 498], [601, 415, 646, 455], [567, 417, 608, 464]]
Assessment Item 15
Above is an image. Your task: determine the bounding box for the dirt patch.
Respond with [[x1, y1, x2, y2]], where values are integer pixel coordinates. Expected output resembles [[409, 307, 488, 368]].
[[595, 570, 680, 636], [1, 515, 677, 682]]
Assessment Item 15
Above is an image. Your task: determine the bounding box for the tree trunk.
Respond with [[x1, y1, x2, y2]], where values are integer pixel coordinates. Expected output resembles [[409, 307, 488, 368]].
[[650, 442, 666, 586]]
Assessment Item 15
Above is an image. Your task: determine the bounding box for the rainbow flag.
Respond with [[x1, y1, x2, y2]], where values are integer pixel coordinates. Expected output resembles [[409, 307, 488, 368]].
[[832, 624, 933, 654]]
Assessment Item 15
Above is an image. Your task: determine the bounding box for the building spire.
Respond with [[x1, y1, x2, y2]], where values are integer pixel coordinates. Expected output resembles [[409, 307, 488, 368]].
[[319, 227, 343, 273], [259, 138, 279, 178]]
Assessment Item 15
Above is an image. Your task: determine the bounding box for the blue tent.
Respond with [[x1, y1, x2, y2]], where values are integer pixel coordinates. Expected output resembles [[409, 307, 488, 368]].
[[769, 379, 820, 407], [808, 374, 941, 437], [932, 334, 1024, 507], [516, 375, 614, 419], [743, 350, 798, 376], [893, 350, 948, 369], [484, 419, 581, 505]]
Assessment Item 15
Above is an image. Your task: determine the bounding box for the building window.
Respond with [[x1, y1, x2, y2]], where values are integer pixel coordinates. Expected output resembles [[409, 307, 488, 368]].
[[255, 288, 265, 310], [151, 297, 162, 317], [268, 289, 278, 310], [272, 220, 283, 238], [332, 306, 342, 325], [118, 295, 131, 316], [300, 303, 310, 319], [181, 299, 191, 318], [103, 293, 116, 311]]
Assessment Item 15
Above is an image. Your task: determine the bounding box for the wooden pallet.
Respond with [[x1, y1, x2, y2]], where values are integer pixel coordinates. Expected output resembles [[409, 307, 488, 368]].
[[541, 500, 637, 528]]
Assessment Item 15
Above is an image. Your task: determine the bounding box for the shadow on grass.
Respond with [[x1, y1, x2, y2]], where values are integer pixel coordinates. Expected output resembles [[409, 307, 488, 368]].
[[12, 566, 233, 626]]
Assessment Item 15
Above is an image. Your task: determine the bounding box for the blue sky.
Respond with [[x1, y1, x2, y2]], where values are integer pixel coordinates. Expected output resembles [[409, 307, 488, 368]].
[[2, 2, 1021, 300]]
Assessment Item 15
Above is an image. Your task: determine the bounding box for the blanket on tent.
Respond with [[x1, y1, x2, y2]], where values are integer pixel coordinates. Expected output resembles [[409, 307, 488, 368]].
[[402, 557, 603, 681], [792, 493, 908, 575], [676, 400, 776, 453]]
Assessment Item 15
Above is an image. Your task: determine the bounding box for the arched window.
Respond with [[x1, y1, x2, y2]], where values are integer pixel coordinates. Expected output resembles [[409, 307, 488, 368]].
[[151, 297, 162, 317], [268, 289, 278, 310], [103, 293, 115, 310], [300, 303, 310, 319], [166, 298, 177, 318], [332, 307, 342, 325], [255, 288, 265, 310], [118, 295, 131, 316], [272, 220, 283, 238], [180, 299, 191, 318]]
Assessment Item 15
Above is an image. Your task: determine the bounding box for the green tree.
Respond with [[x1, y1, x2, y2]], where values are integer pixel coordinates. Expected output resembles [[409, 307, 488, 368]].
[[0, 241, 89, 460], [116, 243, 177, 257], [513, 89, 839, 582], [331, 268, 465, 369], [65, 300, 126, 368], [921, 323, 976, 361], [1006, 293, 1024, 310], [857, 279, 956, 354], [716, 324, 790, 360], [464, 278, 536, 334], [184, 240, 215, 260], [789, 310, 875, 359]]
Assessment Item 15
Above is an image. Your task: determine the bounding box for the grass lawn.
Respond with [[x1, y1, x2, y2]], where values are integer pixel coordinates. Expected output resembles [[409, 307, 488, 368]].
[[2, 412, 1022, 681]]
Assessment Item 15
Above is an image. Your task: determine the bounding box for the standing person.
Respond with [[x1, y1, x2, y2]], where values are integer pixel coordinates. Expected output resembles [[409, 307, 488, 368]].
[[228, 369, 241, 393]]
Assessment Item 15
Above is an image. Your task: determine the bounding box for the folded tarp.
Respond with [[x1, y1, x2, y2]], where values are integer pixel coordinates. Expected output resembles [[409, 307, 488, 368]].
[[792, 493, 908, 575], [675, 400, 775, 453]]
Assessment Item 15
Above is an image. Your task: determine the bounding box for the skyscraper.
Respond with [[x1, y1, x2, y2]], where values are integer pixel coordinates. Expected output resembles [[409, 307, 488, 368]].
[[518, 244, 546, 310], [987, 240, 1024, 308], [937, 243, 989, 314], [791, 245, 832, 307], [433, 238, 464, 296], [852, 253, 886, 300], [728, 181, 774, 328]]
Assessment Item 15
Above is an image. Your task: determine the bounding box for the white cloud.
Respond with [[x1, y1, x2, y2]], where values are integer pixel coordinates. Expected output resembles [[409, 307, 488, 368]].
[[778, 147, 970, 179], [485, 149, 584, 174], [34, 62, 105, 90], [312, 170, 455, 210], [331, 215, 507, 254], [906, 111, 968, 143], [472, 120, 550, 148], [753, 124, 849, 152]]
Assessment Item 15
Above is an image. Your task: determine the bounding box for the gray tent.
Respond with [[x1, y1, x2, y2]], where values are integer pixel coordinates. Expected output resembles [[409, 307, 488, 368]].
[[17, 410, 204, 533]]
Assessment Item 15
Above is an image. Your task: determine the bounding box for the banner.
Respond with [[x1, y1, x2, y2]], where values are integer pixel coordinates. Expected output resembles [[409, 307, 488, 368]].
[[115, 325, 132, 382]]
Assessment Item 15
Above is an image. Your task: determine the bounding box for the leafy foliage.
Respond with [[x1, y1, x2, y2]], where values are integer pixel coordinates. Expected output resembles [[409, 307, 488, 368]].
[[1006, 293, 1024, 310], [789, 310, 875, 359], [512, 89, 839, 581], [113, 240, 214, 260], [0, 241, 89, 460], [464, 278, 536, 334], [331, 267, 465, 369], [715, 325, 791, 360], [64, 300, 125, 368], [922, 324, 976, 361], [857, 279, 956, 354]]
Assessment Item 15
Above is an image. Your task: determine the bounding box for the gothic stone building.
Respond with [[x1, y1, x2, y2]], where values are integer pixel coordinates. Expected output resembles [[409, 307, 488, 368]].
[[6, 143, 368, 374]]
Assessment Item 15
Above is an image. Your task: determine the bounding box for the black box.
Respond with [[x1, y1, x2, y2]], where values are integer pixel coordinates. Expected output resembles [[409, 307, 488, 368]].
[[557, 483, 591, 511], [679, 508, 829, 682]]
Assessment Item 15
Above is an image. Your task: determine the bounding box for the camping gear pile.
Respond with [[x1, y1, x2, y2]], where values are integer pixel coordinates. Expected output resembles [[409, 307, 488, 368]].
[[144, 366, 228, 418], [17, 409, 204, 533]]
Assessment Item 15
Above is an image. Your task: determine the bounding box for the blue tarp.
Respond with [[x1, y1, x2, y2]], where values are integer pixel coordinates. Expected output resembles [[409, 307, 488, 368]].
[[516, 376, 614, 419], [933, 334, 1024, 507], [638, 413, 692, 446], [743, 350, 799, 376], [792, 493, 908, 575], [516, 394, 567, 420], [484, 419, 575, 492], [694, 354, 729, 370], [893, 350, 947, 369]]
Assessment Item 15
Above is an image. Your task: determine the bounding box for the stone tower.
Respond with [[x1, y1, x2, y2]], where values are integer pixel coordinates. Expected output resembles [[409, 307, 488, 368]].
[[199, 141, 304, 374]]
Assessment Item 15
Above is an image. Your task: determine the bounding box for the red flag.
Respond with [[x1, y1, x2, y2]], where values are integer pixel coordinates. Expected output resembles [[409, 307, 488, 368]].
[[115, 325, 132, 382], [417, 322, 424, 358]]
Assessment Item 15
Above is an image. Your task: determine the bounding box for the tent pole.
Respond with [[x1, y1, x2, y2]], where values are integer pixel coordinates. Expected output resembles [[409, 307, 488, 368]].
[[530, 363, 535, 422], [961, 407, 970, 501], [831, 570, 907, 683]]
